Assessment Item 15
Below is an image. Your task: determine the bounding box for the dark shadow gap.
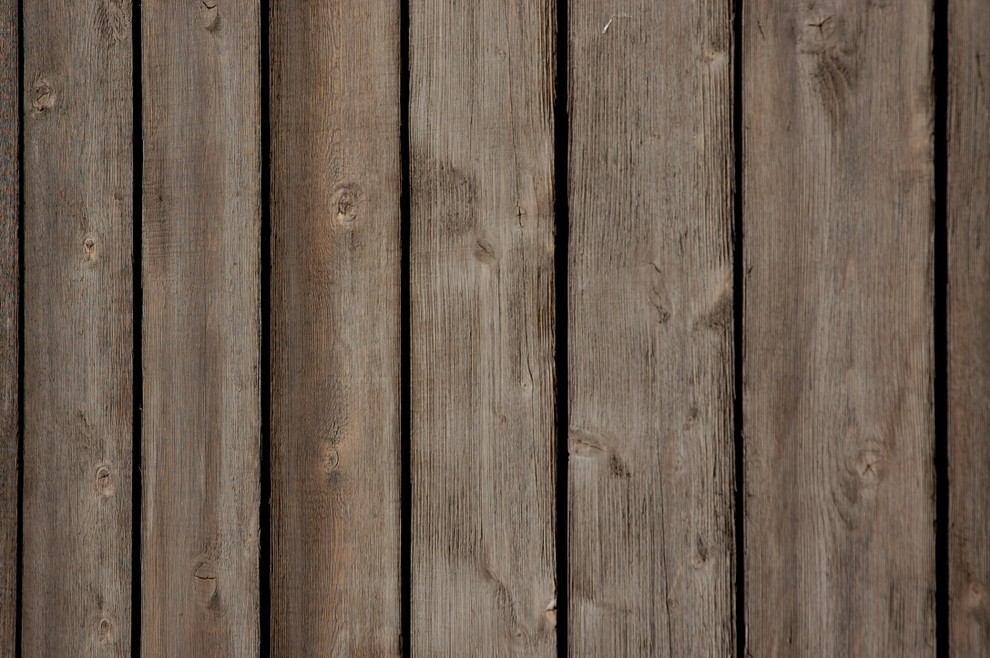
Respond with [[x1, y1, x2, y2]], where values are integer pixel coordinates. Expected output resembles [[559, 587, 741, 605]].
[[553, 0, 569, 655], [259, 0, 273, 655], [399, 0, 412, 652], [732, 0, 746, 656], [130, 0, 143, 655], [933, 0, 949, 654], [15, 0, 24, 654]]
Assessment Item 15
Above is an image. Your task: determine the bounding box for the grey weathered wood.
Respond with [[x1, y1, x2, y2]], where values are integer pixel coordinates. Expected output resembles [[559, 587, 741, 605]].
[[949, 0, 990, 652], [141, 1, 260, 654], [0, 2, 15, 653], [22, 0, 134, 654], [567, 1, 735, 655], [743, 1, 935, 654], [409, 0, 557, 654], [270, 0, 402, 654]]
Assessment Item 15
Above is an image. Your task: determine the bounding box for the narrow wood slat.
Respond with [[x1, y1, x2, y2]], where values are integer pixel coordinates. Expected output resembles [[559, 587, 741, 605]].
[[948, 0, 990, 652], [22, 0, 134, 654], [409, 1, 558, 653], [567, 1, 736, 655], [270, 0, 402, 654], [141, 1, 260, 654], [743, 1, 935, 654], [0, 1, 15, 653]]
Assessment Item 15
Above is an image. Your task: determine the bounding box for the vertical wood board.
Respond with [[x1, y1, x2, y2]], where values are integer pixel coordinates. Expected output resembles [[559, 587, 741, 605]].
[[409, 0, 558, 654], [567, 0, 736, 655], [743, 0, 935, 654], [270, 0, 402, 654], [948, 0, 990, 652], [22, 0, 134, 654], [141, 1, 261, 654]]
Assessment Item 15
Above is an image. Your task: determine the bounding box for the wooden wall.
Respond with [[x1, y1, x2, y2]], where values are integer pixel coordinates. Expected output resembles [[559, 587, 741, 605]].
[[1, 0, 985, 655]]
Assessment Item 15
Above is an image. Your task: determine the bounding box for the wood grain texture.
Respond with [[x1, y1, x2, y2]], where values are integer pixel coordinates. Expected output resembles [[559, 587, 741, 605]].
[[743, 0, 935, 654], [409, 0, 557, 654], [22, 0, 133, 654], [141, 1, 260, 654], [948, 0, 990, 652], [567, 1, 735, 655], [270, 0, 401, 654], [0, 2, 15, 653]]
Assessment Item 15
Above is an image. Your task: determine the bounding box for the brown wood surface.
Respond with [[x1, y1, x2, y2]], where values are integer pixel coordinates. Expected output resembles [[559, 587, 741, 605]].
[[409, 0, 558, 654], [270, 0, 402, 654], [949, 0, 990, 652], [0, 1, 15, 653], [567, 1, 736, 655], [743, 0, 935, 654], [22, 0, 134, 655], [141, 1, 261, 654]]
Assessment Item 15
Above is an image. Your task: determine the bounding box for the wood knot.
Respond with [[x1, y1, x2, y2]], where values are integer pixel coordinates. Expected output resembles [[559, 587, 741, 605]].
[[320, 441, 340, 475], [847, 445, 886, 486], [331, 183, 364, 228], [199, 1, 222, 33], [692, 534, 709, 569], [193, 559, 219, 607], [544, 599, 557, 626], [98, 617, 112, 641], [83, 235, 98, 262], [95, 464, 113, 497], [474, 239, 498, 266], [31, 76, 55, 113], [97, 0, 128, 44], [965, 581, 985, 610], [648, 263, 672, 324]]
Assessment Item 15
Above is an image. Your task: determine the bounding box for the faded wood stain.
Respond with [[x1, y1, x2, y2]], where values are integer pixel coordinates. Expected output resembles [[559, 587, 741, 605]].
[[271, 0, 402, 654], [141, 1, 261, 655], [410, 0, 558, 654], [22, 0, 134, 655], [743, 0, 935, 655]]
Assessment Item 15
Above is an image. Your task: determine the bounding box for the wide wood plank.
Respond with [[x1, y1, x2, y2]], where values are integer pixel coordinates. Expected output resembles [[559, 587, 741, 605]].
[[567, 1, 736, 655], [270, 0, 401, 654], [409, 1, 557, 654], [0, 2, 15, 653], [743, 1, 935, 654], [141, 1, 261, 654], [22, 0, 134, 654], [948, 0, 990, 652]]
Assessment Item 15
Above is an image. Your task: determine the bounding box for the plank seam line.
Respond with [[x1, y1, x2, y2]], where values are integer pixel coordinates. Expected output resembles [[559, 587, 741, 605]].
[[553, 0, 570, 654], [14, 0, 23, 653], [131, 0, 144, 654], [259, 0, 273, 654], [399, 0, 412, 650], [732, 0, 746, 655], [933, 0, 949, 652]]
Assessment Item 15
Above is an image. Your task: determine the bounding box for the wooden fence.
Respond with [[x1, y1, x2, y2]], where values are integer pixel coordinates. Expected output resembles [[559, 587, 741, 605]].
[[0, 0, 986, 655]]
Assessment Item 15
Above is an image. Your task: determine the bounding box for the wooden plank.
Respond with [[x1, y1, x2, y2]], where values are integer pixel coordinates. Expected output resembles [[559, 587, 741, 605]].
[[409, 0, 557, 654], [270, 0, 401, 654], [567, 1, 736, 655], [948, 0, 990, 652], [22, 0, 134, 654], [141, 1, 260, 654], [743, 1, 935, 654], [0, 1, 15, 653]]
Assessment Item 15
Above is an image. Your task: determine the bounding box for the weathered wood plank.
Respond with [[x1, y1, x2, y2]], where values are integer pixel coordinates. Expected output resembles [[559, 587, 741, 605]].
[[948, 0, 990, 652], [409, 0, 557, 654], [141, 1, 260, 654], [743, 1, 935, 654], [0, 1, 15, 653], [270, 0, 402, 654], [567, 1, 736, 655], [22, 0, 134, 654]]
